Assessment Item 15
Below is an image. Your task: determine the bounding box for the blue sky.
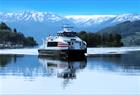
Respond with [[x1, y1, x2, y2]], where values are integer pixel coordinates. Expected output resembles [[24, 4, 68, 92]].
[[0, 0, 140, 15]]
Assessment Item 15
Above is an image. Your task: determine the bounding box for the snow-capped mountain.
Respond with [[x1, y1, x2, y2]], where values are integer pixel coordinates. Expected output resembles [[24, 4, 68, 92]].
[[0, 11, 140, 43], [65, 14, 140, 27], [0, 11, 64, 22], [65, 15, 116, 25], [1, 11, 140, 24]]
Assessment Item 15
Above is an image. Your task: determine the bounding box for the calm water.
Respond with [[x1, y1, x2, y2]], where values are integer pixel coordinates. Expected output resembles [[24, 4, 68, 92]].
[[0, 50, 140, 95]]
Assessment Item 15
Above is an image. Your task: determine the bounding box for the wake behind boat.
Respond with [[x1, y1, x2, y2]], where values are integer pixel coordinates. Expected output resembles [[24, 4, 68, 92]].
[[38, 25, 87, 58]]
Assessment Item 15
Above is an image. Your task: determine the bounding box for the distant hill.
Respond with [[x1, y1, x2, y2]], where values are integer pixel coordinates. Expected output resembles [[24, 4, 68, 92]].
[[98, 20, 140, 46], [0, 22, 37, 48]]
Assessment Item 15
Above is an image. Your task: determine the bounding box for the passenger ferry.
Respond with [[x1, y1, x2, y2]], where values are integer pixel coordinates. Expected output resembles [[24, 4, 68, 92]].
[[38, 25, 87, 58]]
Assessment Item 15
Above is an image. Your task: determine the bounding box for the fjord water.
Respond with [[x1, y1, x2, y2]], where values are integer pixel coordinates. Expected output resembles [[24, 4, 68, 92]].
[[0, 50, 140, 95]]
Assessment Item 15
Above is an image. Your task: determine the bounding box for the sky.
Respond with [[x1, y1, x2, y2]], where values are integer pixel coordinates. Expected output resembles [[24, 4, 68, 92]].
[[0, 0, 140, 15]]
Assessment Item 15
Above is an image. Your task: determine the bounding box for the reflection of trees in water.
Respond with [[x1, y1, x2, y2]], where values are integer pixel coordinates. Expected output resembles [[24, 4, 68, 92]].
[[0, 55, 18, 67], [0, 55, 39, 77], [88, 52, 140, 73]]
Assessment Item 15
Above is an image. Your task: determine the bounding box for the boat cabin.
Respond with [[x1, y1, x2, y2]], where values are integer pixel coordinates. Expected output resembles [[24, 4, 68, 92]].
[[38, 25, 87, 57]]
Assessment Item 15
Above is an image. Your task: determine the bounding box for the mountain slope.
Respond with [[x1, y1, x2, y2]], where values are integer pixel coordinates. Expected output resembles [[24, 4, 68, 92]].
[[0, 11, 140, 43], [65, 14, 140, 30], [98, 20, 140, 46]]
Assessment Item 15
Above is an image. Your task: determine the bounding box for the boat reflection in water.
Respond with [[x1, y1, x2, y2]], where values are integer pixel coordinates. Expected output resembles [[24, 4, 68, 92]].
[[38, 55, 87, 88]]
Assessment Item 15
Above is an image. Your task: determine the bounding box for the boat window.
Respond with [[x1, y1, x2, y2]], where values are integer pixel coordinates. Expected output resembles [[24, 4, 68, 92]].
[[80, 42, 82, 46], [47, 42, 58, 47], [57, 32, 77, 37], [71, 42, 73, 45], [68, 42, 70, 45]]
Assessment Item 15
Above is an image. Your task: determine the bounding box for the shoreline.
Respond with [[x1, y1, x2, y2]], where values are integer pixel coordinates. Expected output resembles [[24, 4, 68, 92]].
[[0, 47, 140, 56]]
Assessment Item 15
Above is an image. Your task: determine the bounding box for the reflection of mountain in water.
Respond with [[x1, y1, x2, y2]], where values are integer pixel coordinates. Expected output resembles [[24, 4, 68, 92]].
[[0, 51, 139, 79], [87, 52, 140, 73]]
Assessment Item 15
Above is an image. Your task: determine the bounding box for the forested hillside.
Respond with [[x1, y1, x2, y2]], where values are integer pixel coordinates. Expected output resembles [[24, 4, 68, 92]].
[[98, 20, 140, 46], [0, 22, 37, 48]]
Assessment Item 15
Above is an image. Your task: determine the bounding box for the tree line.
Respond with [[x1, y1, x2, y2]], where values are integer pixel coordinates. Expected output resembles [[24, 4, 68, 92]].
[[0, 22, 37, 47], [78, 31, 123, 47]]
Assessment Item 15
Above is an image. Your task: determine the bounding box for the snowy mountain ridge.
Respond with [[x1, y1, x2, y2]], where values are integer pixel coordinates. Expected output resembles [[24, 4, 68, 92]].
[[0, 11, 140, 24], [0, 11, 64, 22], [0, 11, 140, 43]]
